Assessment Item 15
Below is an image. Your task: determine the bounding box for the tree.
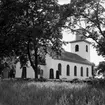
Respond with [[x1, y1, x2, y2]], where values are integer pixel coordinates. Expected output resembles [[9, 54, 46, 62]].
[[96, 61, 105, 74], [0, 0, 64, 78], [58, 0, 105, 74], [60, 0, 105, 58], [0, 0, 24, 76], [0, 0, 25, 57], [0, 0, 98, 79], [16, 0, 64, 79]]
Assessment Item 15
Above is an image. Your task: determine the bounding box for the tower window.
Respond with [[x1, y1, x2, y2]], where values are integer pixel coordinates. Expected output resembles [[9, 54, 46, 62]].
[[75, 45, 79, 52], [66, 65, 70, 76], [58, 63, 62, 75], [86, 45, 88, 52], [81, 67, 83, 76], [74, 66, 77, 76]]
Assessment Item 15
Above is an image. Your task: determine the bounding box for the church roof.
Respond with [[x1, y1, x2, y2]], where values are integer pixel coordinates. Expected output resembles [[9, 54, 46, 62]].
[[54, 51, 94, 66], [70, 40, 91, 44]]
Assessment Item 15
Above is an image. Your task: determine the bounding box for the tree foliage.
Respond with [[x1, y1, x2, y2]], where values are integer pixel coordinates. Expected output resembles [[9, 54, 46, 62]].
[[61, 0, 105, 57], [96, 61, 105, 74], [0, 0, 65, 78], [1, 0, 104, 78], [59, 0, 105, 73]]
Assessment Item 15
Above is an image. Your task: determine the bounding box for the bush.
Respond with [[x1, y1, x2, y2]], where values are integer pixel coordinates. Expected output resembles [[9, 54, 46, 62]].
[[72, 78, 81, 83], [87, 78, 105, 88]]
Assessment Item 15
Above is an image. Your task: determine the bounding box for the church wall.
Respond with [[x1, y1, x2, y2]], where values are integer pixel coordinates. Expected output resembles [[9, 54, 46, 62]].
[[16, 62, 46, 78], [26, 66, 34, 78], [71, 41, 90, 61], [16, 62, 22, 78], [15, 54, 53, 79], [44, 54, 53, 78], [40, 65, 47, 78], [16, 62, 34, 78], [15, 54, 92, 80], [48, 59, 92, 80]]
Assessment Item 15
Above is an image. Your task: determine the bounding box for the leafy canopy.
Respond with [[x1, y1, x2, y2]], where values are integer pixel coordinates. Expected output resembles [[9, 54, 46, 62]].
[[61, 0, 105, 57], [0, 0, 65, 78]]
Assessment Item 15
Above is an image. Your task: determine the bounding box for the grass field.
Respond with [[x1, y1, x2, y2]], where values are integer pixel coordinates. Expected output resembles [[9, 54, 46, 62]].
[[0, 80, 105, 105]]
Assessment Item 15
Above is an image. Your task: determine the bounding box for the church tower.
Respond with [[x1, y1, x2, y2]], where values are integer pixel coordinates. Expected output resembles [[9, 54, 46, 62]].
[[70, 29, 91, 61]]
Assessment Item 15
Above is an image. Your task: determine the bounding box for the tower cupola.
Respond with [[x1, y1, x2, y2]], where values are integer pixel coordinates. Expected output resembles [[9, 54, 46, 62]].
[[70, 29, 91, 61]]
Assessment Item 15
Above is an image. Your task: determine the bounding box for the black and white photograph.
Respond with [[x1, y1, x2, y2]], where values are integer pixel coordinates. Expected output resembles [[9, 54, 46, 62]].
[[0, 0, 105, 105]]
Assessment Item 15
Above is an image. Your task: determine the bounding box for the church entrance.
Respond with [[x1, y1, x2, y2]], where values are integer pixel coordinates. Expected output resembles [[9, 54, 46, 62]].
[[56, 70, 59, 79], [49, 68, 54, 79]]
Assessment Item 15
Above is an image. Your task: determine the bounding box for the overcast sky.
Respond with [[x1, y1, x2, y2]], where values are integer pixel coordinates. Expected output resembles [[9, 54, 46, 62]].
[[58, 0, 70, 5], [58, 0, 104, 65]]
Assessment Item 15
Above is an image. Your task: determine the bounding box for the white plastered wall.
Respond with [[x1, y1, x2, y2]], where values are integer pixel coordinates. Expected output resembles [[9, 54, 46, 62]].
[[16, 62, 34, 78], [44, 55, 92, 80], [70, 41, 90, 61], [15, 54, 92, 80], [15, 54, 51, 79]]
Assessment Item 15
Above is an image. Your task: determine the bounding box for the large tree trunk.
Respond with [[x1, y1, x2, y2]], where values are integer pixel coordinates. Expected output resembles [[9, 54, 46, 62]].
[[27, 40, 38, 79]]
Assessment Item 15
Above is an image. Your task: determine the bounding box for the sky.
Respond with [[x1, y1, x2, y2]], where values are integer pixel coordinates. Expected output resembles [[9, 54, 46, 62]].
[[58, 0, 105, 65], [58, 0, 70, 5]]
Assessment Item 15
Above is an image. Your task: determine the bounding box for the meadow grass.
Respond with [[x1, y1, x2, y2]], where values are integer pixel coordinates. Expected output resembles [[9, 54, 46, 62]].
[[0, 80, 105, 105]]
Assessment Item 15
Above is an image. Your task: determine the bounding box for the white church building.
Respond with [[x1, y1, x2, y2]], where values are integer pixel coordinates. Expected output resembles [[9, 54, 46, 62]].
[[16, 30, 94, 80]]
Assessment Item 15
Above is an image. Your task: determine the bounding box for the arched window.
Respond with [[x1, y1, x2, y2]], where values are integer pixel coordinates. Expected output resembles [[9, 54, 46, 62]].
[[74, 66, 77, 76], [49, 68, 54, 79], [81, 67, 83, 76], [75, 45, 79, 52], [92, 66, 94, 76], [66, 65, 70, 76], [58, 63, 62, 75], [86, 68, 89, 77], [86, 45, 88, 52]]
